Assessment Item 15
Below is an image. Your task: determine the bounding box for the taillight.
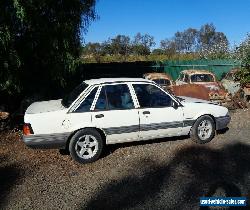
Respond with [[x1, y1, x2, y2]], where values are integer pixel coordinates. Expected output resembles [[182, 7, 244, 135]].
[[23, 123, 34, 135]]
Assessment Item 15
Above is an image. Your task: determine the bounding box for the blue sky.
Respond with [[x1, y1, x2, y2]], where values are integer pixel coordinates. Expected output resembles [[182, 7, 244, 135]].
[[83, 0, 250, 47]]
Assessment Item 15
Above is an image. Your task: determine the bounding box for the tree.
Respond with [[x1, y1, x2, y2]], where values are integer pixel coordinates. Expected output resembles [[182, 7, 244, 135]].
[[160, 39, 177, 55], [132, 33, 155, 55], [234, 33, 250, 85], [82, 42, 103, 62], [151, 48, 165, 55], [0, 0, 97, 96], [198, 23, 229, 52], [109, 35, 131, 55], [159, 23, 229, 58]]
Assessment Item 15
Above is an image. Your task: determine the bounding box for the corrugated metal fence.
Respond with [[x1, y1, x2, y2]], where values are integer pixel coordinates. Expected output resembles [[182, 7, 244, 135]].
[[78, 59, 241, 81], [156, 59, 241, 80]]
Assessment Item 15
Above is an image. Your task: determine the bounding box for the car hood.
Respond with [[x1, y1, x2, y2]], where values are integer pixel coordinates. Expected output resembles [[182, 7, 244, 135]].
[[178, 96, 218, 105], [26, 99, 66, 114]]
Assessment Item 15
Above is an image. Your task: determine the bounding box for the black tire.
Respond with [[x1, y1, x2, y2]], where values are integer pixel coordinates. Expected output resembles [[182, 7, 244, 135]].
[[69, 128, 103, 164], [190, 115, 215, 144]]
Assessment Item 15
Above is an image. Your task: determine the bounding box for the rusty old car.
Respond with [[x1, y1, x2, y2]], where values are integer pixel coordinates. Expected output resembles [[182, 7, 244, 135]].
[[221, 68, 250, 101], [143, 72, 210, 100], [175, 70, 230, 103], [143, 72, 174, 91]]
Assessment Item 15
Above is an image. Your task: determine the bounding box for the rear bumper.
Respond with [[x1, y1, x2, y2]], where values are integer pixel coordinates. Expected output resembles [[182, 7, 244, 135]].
[[22, 132, 70, 149], [215, 115, 231, 130]]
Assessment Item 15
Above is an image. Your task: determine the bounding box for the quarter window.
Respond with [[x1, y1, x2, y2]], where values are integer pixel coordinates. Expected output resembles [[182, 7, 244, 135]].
[[75, 87, 98, 112], [184, 74, 189, 83], [133, 84, 172, 108]]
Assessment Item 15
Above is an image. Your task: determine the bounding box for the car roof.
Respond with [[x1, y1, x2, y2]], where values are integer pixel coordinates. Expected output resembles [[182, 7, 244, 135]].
[[181, 69, 214, 75], [84, 78, 153, 85], [143, 72, 173, 80]]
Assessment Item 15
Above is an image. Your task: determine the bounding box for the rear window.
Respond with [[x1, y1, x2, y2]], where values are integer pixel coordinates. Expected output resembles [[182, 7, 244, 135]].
[[62, 83, 88, 108], [152, 79, 171, 86]]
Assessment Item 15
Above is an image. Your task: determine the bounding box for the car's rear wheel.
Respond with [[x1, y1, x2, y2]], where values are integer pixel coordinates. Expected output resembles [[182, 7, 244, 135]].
[[190, 115, 215, 144], [69, 128, 103, 164]]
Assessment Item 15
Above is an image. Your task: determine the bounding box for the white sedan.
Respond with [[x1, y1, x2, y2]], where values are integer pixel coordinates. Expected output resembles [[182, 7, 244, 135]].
[[23, 78, 230, 164]]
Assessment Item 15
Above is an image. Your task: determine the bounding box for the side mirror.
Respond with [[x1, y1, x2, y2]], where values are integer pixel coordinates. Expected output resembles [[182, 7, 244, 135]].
[[171, 100, 179, 109]]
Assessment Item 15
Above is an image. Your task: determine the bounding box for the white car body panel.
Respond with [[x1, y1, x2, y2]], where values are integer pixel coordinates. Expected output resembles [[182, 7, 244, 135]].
[[24, 109, 68, 134], [92, 109, 140, 144], [138, 107, 184, 139]]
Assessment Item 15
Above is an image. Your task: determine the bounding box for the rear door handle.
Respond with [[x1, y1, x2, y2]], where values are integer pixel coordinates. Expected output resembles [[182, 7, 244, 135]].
[[95, 114, 104, 118], [143, 111, 150, 115]]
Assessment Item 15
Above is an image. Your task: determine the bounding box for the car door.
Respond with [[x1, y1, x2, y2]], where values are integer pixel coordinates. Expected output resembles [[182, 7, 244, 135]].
[[67, 86, 98, 132], [91, 83, 139, 144], [132, 83, 184, 140]]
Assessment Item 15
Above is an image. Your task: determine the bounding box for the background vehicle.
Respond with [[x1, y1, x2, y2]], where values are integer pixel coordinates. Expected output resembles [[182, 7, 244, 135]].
[[222, 69, 250, 101], [176, 70, 230, 103], [143, 72, 174, 91]]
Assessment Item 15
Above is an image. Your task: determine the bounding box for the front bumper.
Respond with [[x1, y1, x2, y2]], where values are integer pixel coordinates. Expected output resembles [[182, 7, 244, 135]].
[[215, 115, 231, 130], [22, 132, 70, 149]]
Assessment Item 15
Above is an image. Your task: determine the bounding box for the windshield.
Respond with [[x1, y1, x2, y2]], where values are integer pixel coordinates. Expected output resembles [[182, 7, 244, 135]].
[[62, 83, 88, 108], [191, 74, 214, 82], [153, 79, 171, 86]]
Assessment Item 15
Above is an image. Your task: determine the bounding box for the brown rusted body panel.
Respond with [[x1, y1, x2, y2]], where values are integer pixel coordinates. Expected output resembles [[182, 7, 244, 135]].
[[179, 69, 230, 102], [172, 84, 210, 100]]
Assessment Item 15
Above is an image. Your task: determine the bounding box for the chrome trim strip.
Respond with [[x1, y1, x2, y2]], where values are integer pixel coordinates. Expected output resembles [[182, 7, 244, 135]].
[[104, 125, 139, 135], [104, 120, 195, 135]]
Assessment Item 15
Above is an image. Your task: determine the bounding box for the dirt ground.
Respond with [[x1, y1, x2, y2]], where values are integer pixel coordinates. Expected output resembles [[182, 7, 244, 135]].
[[0, 108, 250, 210]]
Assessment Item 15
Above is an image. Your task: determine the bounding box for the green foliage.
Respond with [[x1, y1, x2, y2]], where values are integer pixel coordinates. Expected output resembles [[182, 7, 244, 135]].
[[0, 0, 97, 95], [82, 32, 156, 62], [81, 53, 199, 63], [234, 33, 250, 85], [235, 68, 250, 85]]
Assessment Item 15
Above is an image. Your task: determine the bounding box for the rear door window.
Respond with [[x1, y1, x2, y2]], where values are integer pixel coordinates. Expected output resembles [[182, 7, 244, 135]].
[[94, 84, 134, 110]]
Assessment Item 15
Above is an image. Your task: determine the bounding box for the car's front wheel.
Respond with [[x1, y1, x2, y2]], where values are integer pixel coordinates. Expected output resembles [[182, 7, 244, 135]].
[[190, 115, 215, 144], [69, 128, 103, 164]]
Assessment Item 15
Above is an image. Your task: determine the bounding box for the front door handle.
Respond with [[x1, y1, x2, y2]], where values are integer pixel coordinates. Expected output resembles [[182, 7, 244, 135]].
[[143, 111, 150, 115], [95, 114, 104, 118]]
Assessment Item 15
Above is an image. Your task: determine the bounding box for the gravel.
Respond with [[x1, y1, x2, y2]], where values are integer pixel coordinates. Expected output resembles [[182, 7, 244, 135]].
[[0, 109, 250, 209]]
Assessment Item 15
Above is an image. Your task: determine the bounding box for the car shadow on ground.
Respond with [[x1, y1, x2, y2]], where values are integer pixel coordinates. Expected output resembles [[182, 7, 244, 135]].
[[0, 155, 23, 209], [83, 142, 249, 210], [101, 135, 190, 159]]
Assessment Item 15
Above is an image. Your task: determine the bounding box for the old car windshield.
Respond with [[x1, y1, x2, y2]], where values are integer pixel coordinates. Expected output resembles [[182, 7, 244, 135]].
[[153, 79, 171, 86], [62, 83, 88, 108], [191, 74, 214, 82]]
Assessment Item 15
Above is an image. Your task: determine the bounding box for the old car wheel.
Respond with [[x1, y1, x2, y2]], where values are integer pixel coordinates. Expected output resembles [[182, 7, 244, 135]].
[[69, 128, 103, 164], [190, 115, 215, 144]]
